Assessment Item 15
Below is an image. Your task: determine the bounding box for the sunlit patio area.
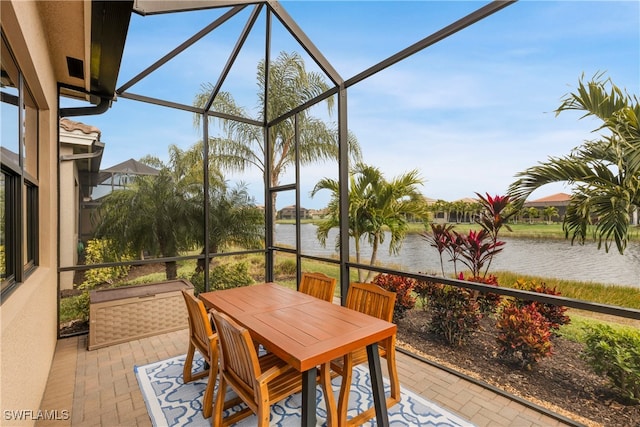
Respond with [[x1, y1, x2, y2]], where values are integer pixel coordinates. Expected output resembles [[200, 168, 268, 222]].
[[37, 329, 569, 427], [2, 1, 639, 426]]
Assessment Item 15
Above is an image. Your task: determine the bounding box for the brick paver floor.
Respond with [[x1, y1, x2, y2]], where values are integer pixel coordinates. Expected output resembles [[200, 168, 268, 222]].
[[37, 329, 572, 426]]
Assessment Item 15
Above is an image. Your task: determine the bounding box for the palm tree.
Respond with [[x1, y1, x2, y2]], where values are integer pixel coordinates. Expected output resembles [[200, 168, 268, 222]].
[[451, 200, 466, 223], [166, 142, 224, 197], [94, 140, 266, 281], [94, 166, 198, 279], [542, 206, 559, 224], [502, 202, 520, 224], [166, 142, 264, 272], [525, 207, 540, 224], [193, 51, 362, 223], [431, 199, 451, 223], [465, 201, 481, 223], [195, 182, 264, 273], [509, 74, 640, 254], [311, 163, 428, 282]]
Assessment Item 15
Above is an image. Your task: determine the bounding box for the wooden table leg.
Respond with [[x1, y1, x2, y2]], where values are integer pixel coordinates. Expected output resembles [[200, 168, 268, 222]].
[[367, 343, 390, 427], [302, 366, 317, 427], [320, 362, 337, 426]]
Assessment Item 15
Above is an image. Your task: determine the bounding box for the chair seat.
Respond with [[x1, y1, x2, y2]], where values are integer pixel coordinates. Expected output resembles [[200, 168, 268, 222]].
[[330, 345, 387, 374], [258, 353, 303, 402]]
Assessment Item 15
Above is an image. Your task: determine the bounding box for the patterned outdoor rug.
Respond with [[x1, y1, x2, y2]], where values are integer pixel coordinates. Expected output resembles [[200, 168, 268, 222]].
[[135, 354, 473, 426]]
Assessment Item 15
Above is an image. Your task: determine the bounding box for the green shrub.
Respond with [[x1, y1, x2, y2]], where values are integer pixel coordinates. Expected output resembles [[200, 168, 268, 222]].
[[426, 283, 481, 346], [189, 262, 254, 295], [582, 324, 640, 403], [275, 258, 297, 276], [81, 239, 132, 290], [60, 291, 90, 322], [188, 272, 206, 294], [496, 301, 553, 370], [413, 278, 431, 311]]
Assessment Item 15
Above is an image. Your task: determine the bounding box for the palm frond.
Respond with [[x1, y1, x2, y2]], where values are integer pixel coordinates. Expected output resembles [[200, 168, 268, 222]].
[[510, 73, 639, 255]]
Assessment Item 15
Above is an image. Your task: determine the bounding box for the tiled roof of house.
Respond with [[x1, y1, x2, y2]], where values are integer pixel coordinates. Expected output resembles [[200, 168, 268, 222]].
[[60, 118, 101, 136], [529, 192, 571, 203]]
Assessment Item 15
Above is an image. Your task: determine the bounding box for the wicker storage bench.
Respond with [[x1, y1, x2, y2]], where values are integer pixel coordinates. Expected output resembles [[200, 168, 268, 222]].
[[88, 279, 193, 350]]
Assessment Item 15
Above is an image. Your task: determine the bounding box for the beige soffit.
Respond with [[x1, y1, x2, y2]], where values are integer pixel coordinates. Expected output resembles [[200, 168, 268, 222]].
[[133, 0, 257, 15], [36, 1, 90, 92]]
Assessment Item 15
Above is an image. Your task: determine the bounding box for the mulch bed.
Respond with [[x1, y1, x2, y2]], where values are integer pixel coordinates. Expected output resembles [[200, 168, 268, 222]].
[[396, 309, 640, 427]]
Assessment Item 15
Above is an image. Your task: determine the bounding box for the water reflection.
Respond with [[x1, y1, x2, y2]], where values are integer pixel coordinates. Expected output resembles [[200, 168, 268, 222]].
[[275, 223, 640, 288]]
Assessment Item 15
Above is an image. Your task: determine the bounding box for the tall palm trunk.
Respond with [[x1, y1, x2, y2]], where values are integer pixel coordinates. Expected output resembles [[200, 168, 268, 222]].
[[364, 235, 380, 283], [354, 234, 363, 282]]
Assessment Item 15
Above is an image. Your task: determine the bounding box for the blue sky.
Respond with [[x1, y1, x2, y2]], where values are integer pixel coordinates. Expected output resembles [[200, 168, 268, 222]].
[[73, 1, 640, 209]]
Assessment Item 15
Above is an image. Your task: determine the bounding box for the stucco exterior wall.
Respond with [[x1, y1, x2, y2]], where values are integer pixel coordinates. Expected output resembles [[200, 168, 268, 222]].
[[1, 1, 60, 425]]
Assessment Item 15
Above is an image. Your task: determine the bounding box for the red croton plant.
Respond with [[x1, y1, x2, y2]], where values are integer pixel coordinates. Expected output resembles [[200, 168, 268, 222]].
[[422, 192, 514, 280], [417, 194, 569, 367]]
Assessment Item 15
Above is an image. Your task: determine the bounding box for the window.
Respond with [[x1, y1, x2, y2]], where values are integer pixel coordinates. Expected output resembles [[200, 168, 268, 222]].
[[0, 173, 7, 283], [1, 34, 39, 299], [1, 168, 19, 294], [25, 181, 38, 272]]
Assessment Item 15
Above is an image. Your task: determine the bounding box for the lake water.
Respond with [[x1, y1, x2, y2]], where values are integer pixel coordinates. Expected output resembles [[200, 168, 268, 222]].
[[275, 223, 640, 289]]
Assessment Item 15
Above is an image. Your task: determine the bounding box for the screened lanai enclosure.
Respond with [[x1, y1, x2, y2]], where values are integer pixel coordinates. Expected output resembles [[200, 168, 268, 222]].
[[59, 0, 516, 312], [58, 0, 639, 341]]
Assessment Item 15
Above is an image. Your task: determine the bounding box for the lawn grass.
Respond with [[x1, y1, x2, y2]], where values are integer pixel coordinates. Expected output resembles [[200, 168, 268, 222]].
[[122, 260, 198, 285], [558, 311, 640, 343], [491, 270, 640, 310], [406, 221, 640, 240]]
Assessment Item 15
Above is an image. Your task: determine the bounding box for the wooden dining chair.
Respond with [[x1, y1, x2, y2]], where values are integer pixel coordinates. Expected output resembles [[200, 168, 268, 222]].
[[299, 272, 337, 302], [330, 282, 401, 427], [210, 309, 304, 427], [181, 290, 218, 419]]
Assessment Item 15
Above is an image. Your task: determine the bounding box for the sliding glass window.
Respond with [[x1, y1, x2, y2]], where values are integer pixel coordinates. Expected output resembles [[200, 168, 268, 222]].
[[1, 33, 39, 299]]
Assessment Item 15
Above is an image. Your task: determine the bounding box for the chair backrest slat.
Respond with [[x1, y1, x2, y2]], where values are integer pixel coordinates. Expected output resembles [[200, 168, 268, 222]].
[[299, 272, 337, 302], [345, 282, 396, 322]]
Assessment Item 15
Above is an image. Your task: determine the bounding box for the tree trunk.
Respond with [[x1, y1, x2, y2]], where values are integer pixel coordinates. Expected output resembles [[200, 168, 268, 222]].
[[165, 261, 178, 280], [364, 236, 380, 283], [354, 235, 363, 282]]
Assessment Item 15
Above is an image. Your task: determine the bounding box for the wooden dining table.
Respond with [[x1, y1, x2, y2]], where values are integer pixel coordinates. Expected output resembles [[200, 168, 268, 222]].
[[199, 282, 397, 427]]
